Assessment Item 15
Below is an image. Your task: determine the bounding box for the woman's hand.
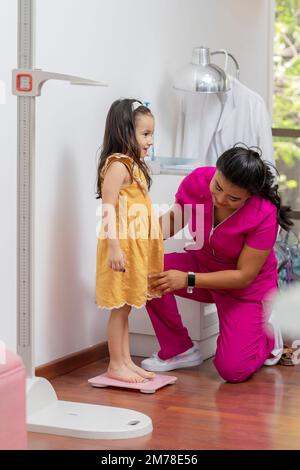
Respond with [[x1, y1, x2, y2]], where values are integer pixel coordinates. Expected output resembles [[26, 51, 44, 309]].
[[148, 270, 187, 295], [108, 245, 126, 272]]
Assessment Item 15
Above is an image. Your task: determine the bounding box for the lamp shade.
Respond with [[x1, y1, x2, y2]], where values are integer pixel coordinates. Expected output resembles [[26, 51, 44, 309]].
[[173, 46, 231, 93]]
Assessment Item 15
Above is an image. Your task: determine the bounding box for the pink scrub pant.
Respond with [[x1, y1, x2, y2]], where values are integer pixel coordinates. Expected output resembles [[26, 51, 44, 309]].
[[146, 251, 275, 383]]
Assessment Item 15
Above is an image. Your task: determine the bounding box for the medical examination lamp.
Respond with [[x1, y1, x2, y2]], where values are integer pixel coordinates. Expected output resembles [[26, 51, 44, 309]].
[[173, 46, 240, 93]]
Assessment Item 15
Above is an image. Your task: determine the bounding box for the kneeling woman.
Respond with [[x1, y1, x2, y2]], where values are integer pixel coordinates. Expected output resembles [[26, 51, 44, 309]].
[[146, 145, 292, 382]]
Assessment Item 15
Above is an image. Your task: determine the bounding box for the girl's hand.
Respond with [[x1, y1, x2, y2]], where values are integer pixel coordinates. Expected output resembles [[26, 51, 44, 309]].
[[148, 270, 187, 295], [108, 245, 126, 272]]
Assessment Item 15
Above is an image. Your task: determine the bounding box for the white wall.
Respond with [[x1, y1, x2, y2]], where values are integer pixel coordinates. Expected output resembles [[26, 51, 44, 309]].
[[0, 0, 274, 366]]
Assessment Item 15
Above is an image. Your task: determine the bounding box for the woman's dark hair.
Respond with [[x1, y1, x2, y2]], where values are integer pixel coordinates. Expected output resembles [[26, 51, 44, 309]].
[[216, 144, 293, 231], [96, 98, 152, 199]]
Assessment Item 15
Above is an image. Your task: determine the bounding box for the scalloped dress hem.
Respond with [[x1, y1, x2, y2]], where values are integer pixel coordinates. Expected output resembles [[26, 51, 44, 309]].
[[96, 294, 162, 310]]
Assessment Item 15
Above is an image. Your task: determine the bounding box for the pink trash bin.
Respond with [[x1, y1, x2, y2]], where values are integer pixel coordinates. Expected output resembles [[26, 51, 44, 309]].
[[0, 350, 27, 450]]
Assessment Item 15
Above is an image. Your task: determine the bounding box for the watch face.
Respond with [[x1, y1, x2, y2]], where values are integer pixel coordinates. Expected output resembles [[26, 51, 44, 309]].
[[188, 273, 196, 287]]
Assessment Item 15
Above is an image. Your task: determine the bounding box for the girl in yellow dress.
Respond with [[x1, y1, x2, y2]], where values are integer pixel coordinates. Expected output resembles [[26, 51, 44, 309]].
[[96, 98, 164, 383]]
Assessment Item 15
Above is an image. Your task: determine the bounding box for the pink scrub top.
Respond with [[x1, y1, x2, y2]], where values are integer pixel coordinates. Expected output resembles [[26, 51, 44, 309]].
[[175, 167, 278, 301]]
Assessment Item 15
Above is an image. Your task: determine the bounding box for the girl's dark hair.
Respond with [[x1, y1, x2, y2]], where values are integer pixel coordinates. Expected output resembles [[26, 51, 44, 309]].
[[216, 144, 293, 231], [96, 98, 152, 199]]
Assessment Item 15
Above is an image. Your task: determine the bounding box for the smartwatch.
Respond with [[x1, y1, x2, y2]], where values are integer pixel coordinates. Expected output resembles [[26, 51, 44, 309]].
[[187, 272, 196, 294]]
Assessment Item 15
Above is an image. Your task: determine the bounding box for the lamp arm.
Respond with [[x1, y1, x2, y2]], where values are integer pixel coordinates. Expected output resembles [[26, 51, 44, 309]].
[[211, 50, 240, 80]]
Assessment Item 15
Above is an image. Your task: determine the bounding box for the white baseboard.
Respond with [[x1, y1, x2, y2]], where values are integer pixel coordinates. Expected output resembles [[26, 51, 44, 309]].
[[129, 333, 217, 360]]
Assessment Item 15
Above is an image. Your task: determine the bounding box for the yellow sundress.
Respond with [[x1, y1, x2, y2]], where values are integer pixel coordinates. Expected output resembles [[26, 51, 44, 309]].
[[96, 154, 164, 309]]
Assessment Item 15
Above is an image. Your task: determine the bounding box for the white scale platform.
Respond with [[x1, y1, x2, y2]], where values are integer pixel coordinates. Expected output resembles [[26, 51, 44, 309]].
[[88, 373, 178, 393]]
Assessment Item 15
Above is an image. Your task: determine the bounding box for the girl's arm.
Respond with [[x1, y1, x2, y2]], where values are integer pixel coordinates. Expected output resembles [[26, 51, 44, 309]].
[[102, 162, 128, 270]]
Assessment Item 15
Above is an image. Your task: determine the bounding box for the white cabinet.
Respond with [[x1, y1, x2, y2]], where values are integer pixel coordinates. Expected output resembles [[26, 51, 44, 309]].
[[128, 174, 219, 359]]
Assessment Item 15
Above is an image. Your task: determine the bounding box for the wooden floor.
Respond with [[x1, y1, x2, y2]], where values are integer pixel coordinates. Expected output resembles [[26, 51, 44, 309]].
[[28, 357, 300, 450]]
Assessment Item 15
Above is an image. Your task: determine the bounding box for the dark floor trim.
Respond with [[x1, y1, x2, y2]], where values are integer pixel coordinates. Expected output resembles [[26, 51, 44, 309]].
[[35, 341, 109, 380]]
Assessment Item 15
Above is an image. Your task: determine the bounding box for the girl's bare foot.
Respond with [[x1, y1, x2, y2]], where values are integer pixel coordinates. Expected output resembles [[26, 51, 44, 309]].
[[107, 365, 146, 383], [125, 360, 156, 380]]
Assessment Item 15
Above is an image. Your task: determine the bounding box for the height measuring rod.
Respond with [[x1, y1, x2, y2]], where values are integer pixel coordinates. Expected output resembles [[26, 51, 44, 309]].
[[15, 0, 36, 378]]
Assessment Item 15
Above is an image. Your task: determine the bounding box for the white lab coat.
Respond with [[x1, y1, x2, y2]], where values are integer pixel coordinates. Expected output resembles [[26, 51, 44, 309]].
[[175, 77, 274, 165]]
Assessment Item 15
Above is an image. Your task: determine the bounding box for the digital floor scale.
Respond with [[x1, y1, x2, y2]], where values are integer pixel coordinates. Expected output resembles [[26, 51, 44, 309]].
[[88, 373, 177, 394]]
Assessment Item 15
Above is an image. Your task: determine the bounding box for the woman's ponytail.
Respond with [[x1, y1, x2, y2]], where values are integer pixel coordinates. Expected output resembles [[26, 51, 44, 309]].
[[256, 162, 293, 232], [216, 145, 294, 232]]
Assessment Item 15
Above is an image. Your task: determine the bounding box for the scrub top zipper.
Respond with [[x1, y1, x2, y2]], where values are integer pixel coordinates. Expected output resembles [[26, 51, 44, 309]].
[[209, 205, 241, 256]]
